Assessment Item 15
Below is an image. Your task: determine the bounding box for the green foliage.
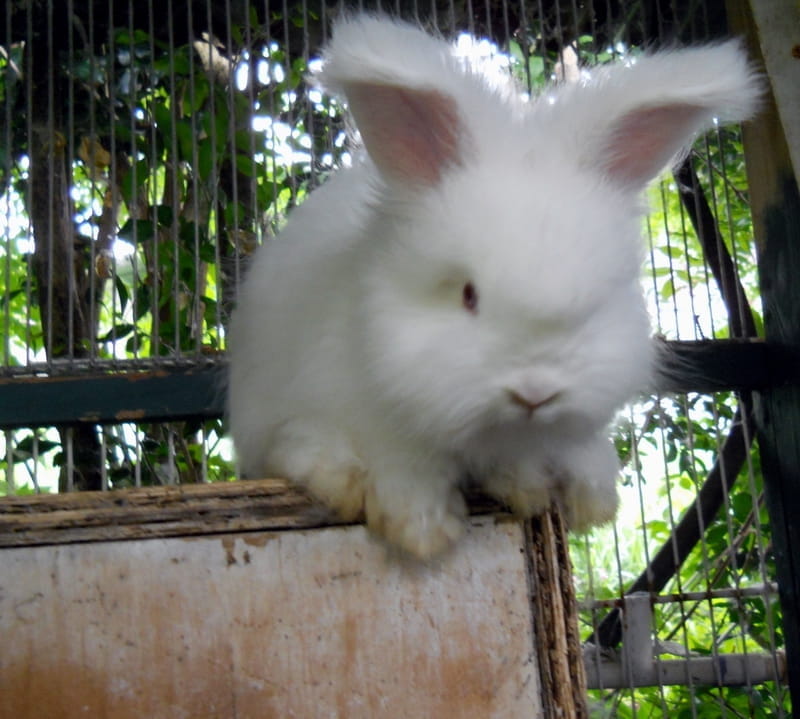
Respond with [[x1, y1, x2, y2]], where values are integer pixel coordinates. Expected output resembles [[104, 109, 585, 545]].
[[646, 129, 762, 340], [577, 393, 789, 717], [1, 8, 344, 489], [592, 682, 789, 718]]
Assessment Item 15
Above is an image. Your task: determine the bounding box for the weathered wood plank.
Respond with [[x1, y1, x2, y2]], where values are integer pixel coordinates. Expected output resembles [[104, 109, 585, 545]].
[[0, 518, 544, 719], [0, 479, 320, 546], [746, 0, 800, 185], [528, 509, 589, 719], [0, 479, 504, 548]]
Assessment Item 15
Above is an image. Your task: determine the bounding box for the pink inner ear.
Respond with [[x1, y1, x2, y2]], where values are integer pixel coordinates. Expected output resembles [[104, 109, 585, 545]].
[[603, 103, 706, 188], [344, 83, 462, 185]]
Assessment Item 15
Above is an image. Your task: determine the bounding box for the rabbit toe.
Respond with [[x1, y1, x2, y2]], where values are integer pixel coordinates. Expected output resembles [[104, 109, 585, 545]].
[[554, 439, 620, 531], [308, 464, 367, 522], [483, 464, 553, 518], [560, 477, 619, 531], [365, 485, 466, 560], [267, 419, 368, 521]]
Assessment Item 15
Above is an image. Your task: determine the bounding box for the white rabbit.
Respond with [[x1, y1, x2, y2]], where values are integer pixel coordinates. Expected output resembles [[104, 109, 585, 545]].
[[227, 15, 761, 558]]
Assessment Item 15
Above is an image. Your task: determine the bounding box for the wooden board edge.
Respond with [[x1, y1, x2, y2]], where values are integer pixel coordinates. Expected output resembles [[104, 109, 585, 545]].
[[0, 479, 506, 548]]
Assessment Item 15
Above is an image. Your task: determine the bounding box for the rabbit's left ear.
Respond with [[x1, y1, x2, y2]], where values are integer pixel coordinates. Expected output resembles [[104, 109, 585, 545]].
[[598, 102, 721, 188], [562, 39, 762, 190], [340, 82, 462, 186], [315, 15, 474, 187]]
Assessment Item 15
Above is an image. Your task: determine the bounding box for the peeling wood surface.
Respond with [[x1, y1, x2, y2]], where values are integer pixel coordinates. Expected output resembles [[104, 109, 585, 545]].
[[0, 479, 321, 547], [0, 518, 543, 719], [0, 479, 503, 548], [528, 509, 589, 719], [729, 0, 800, 709]]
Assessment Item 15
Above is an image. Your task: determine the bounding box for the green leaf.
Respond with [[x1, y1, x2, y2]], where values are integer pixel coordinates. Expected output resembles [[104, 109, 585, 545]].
[[527, 55, 545, 82], [117, 219, 155, 243], [120, 160, 150, 206], [13, 435, 61, 460], [186, 76, 209, 113], [731, 491, 753, 521], [214, 97, 231, 151], [235, 153, 257, 177], [98, 324, 136, 342], [235, 129, 253, 153], [198, 140, 214, 181], [0, 287, 25, 310], [154, 205, 175, 226], [153, 102, 173, 139], [114, 275, 130, 312], [175, 119, 195, 162]]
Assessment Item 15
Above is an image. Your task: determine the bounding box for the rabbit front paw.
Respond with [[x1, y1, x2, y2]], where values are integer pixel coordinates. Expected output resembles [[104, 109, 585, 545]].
[[482, 462, 554, 518], [365, 482, 467, 560], [554, 438, 620, 531], [268, 419, 367, 521], [308, 463, 368, 522], [559, 474, 619, 531]]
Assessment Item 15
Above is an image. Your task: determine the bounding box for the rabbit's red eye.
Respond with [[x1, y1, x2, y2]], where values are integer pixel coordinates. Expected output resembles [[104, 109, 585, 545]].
[[462, 282, 479, 313]]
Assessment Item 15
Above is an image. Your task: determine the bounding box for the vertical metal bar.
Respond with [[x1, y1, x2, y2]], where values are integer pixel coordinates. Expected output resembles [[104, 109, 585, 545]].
[[146, 0, 160, 357], [23, 0, 35, 369], [128, 0, 142, 363], [100, 428, 108, 491], [621, 593, 653, 687], [65, 426, 74, 492], [165, 0, 180, 358], [69, 2, 79, 366], [184, 0, 202, 356], [200, 426, 208, 483], [31, 431, 40, 493], [2, 0, 12, 373], [106, 0, 119, 364], [4, 429, 15, 494], [134, 424, 142, 488], [166, 429, 176, 484], [45, 0, 55, 366]]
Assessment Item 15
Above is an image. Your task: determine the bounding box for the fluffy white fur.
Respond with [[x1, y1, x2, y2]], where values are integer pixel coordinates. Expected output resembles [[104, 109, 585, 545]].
[[227, 14, 762, 558]]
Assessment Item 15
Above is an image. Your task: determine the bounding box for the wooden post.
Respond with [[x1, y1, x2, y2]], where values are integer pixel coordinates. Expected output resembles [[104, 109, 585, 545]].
[[729, 0, 800, 709], [528, 508, 589, 719]]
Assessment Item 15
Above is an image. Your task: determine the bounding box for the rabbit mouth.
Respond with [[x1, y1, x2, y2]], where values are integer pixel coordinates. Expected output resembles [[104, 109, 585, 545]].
[[506, 389, 562, 417]]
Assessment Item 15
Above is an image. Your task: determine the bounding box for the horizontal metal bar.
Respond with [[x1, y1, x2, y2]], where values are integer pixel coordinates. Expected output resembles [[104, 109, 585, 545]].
[[0, 357, 218, 377], [584, 651, 787, 689], [582, 582, 780, 610], [584, 592, 787, 689], [1, 339, 798, 429], [0, 365, 226, 428]]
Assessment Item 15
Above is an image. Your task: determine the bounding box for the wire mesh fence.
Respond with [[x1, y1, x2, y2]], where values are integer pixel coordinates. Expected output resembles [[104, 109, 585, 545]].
[[0, 0, 791, 715]]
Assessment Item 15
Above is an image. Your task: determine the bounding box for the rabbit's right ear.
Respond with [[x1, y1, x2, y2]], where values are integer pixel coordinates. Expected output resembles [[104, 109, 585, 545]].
[[338, 83, 462, 186], [316, 15, 469, 187]]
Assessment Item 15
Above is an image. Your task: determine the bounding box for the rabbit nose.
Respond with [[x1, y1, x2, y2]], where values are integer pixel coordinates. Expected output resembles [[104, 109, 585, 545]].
[[506, 388, 561, 414]]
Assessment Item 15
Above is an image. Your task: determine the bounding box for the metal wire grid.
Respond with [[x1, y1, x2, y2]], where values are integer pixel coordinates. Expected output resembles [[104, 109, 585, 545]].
[[0, 1, 750, 367], [576, 388, 788, 713], [0, 1, 788, 713]]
